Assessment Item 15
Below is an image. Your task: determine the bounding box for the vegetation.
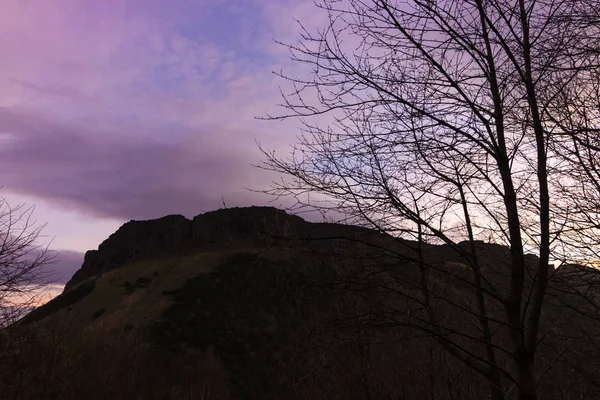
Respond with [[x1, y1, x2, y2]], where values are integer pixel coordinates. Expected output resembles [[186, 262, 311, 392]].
[[0, 196, 54, 328], [261, 1, 600, 399], [2, 224, 599, 399]]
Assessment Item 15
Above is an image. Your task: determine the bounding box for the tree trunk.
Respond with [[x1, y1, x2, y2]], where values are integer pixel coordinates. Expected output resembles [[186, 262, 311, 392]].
[[517, 349, 537, 400]]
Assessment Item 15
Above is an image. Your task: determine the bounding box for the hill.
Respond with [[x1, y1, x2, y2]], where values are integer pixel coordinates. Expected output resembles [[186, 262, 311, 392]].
[[2, 207, 600, 400]]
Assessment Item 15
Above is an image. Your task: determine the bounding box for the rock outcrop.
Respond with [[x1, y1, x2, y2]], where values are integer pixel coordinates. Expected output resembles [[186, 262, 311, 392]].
[[63, 205, 576, 294], [64, 207, 307, 292]]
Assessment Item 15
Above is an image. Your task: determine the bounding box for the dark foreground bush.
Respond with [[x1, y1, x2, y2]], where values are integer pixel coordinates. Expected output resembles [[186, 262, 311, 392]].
[[0, 324, 230, 400]]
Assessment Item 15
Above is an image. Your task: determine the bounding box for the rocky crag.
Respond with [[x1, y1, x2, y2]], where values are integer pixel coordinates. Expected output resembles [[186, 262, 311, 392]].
[[64, 207, 308, 292]]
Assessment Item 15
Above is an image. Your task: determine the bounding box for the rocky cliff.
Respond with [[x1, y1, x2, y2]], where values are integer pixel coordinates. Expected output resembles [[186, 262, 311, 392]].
[[64, 207, 307, 292]]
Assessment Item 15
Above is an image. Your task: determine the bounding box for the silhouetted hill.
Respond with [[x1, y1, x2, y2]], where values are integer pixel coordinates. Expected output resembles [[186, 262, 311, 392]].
[[64, 207, 308, 291], [6, 207, 600, 400]]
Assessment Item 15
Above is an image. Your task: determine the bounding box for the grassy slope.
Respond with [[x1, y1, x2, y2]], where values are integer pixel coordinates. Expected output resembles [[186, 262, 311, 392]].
[[41, 250, 250, 334], [9, 233, 600, 400]]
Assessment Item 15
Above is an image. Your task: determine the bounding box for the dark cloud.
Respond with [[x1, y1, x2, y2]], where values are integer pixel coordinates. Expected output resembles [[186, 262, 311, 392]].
[[0, 106, 275, 220], [46, 250, 85, 284]]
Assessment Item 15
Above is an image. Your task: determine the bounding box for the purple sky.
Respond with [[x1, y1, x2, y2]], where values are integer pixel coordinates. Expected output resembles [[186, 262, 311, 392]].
[[0, 0, 328, 288]]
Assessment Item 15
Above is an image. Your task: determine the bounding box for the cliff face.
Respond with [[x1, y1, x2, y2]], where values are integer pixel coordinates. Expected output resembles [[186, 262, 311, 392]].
[[62, 205, 574, 294], [63, 207, 307, 292]]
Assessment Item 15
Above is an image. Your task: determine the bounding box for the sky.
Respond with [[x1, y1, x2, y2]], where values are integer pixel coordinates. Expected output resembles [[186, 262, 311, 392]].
[[0, 0, 329, 292]]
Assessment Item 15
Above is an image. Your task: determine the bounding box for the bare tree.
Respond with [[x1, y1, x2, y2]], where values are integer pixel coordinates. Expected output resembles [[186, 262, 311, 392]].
[[0, 196, 54, 328], [260, 1, 600, 399]]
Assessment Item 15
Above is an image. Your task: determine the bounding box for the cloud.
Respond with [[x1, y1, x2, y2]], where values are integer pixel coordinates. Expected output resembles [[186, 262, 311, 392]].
[[0, 0, 332, 223], [0, 106, 281, 220], [47, 250, 85, 285]]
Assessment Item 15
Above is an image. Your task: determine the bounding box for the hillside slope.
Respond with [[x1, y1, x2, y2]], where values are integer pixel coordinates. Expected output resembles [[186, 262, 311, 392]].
[[5, 207, 600, 400]]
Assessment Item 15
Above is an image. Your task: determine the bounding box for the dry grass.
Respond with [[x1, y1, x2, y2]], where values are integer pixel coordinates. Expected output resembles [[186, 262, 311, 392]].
[[3, 243, 599, 399]]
